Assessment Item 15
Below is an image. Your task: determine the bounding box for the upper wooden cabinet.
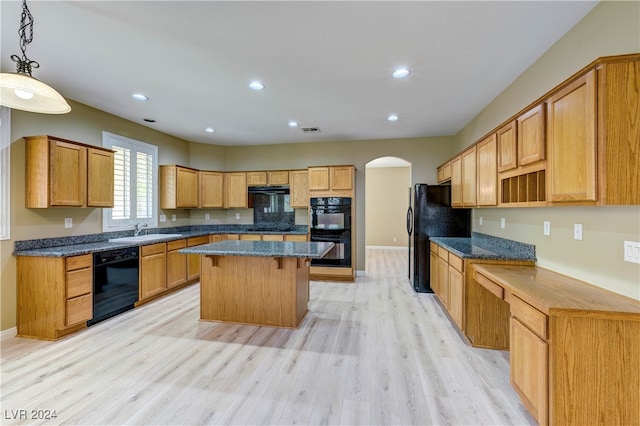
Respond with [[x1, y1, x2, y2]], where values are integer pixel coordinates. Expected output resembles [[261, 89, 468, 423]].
[[199, 171, 224, 208], [25, 135, 114, 208], [497, 121, 517, 172], [246, 171, 268, 186], [224, 172, 247, 208], [268, 171, 289, 185], [437, 161, 452, 183], [450, 156, 463, 207], [330, 166, 353, 190], [160, 165, 199, 209], [461, 147, 477, 207], [476, 134, 497, 206], [308, 167, 330, 191], [517, 103, 545, 166], [308, 165, 355, 197], [289, 170, 309, 208]]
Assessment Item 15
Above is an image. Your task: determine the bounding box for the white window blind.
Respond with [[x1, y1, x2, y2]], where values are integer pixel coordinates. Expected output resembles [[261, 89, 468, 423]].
[[102, 132, 158, 231]]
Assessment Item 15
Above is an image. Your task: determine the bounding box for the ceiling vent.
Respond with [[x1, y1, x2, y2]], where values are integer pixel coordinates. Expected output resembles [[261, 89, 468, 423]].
[[301, 127, 321, 133]]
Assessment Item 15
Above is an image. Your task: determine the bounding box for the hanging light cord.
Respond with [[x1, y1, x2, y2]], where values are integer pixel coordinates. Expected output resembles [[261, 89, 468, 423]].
[[10, 0, 39, 76]]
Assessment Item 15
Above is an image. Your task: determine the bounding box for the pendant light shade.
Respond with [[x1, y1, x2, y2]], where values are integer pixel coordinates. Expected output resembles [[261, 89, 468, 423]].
[[0, 0, 71, 114], [0, 73, 71, 114]]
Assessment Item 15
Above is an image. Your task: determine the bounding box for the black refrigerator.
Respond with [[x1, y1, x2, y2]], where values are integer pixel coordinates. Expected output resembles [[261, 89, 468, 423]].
[[406, 184, 471, 293]]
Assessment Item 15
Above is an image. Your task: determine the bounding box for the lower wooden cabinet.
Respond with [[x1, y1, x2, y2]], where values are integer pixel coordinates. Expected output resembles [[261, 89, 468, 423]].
[[140, 243, 167, 300], [448, 265, 464, 329], [187, 236, 209, 281], [284, 234, 308, 242], [166, 239, 187, 289], [17, 253, 93, 340]]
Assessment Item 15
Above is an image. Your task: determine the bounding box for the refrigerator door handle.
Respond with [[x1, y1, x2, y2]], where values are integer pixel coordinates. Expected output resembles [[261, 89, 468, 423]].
[[406, 206, 413, 235]]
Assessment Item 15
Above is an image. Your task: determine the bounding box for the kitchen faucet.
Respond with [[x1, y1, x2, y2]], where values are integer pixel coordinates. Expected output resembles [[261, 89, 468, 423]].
[[134, 222, 148, 236]]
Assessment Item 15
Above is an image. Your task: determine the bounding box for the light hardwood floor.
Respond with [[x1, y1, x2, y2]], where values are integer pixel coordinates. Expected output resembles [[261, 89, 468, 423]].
[[1, 248, 535, 425]]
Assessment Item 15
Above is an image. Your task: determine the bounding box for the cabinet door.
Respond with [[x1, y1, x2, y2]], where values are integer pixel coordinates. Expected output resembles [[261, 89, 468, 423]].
[[497, 120, 517, 172], [437, 162, 451, 183], [224, 173, 247, 208], [450, 156, 463, 207], [199, 171, 224, 208], [290, 170, 309, 208], [510, 317, 548, 425], [448, 266, 464, 329], [430, 251, 439, 295], [462, 146, 477, 207], [247, 171, 268, 186], [176, 167, 199, 208], [437, 257, 449, 306], [87, 148, 114, 207], [166, 240, 187, 289], [547, 70, 597, 202], [476, 134, 497, 206], [140, 245, 167, 300], [49, 140, 87, 206], [517, 103, 546, 166], [308, 167, 330, 190], [268, 171, 289, 185], [330, 166, 353, 190], [187, 236, 209, 281]]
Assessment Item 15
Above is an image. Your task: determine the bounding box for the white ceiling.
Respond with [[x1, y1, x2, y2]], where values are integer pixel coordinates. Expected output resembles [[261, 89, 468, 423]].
[[1, 1, 598, 146]]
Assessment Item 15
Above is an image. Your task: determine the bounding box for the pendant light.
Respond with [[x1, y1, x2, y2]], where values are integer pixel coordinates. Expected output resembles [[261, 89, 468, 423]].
[[0, 0, 71, 114]]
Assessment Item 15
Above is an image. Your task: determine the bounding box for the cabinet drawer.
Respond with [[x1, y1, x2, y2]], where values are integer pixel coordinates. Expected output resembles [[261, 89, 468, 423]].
[[262, 234, 284, 241], [166, 239, 186, 251], [239, 234, 261, 241], [66, 254, 92, 271], [141, 243, 166, 256], [285, 234, 308, 242], [475, 271, 504, 299], [66, 268, 92, 298], [448, 253, 463, 273], [437, 246, 449, 261], [510, 295, 547, 339], [66, 293, 92, 326], [188, 236, 209, 247], [225, 234, 240, 240]]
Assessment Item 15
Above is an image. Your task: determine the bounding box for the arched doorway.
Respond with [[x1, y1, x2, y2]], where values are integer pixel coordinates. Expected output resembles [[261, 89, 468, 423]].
[[365, 156, 411, 249]]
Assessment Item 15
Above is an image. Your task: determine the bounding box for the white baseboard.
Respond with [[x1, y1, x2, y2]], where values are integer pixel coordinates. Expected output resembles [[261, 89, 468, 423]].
[[1, 327, 16, 342], [366, 245, 406, 251]]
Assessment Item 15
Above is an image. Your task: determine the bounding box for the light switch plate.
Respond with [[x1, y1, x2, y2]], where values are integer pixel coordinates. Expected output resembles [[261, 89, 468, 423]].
[[574, 223, 583, 240], [543, 221, 550, 236], [236, 213, 240, 220], [205, 213, 210, 221], [64, 218, 73, 228], [479, 216, 483, 226], [159, 214, 166, 223], [171, 214, 177, 222], [500, 218, 506, 229], [624, 241, 640, 264]]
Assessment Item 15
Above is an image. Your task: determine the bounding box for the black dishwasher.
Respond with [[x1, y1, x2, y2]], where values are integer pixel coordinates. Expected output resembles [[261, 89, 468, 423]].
[[89, 247, 139, 326]]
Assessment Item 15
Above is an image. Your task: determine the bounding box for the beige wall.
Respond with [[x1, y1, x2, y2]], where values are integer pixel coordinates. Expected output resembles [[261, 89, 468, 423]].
[[365, 166, 411, 247], [453, 1, 640, 299]]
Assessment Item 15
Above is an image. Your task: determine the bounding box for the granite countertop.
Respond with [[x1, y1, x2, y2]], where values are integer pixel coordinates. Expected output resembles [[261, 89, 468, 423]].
[[180, 240, 335, 259], [430, 232, 536, 261], [13, 224, 309, 257]]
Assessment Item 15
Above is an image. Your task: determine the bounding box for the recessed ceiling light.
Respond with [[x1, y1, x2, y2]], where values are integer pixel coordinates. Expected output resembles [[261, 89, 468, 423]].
[[143, 118, 156, 123], [131, 93, 149, 101], [288, 121, 298, 128], [205, 127, 215, 133], [392, 68, 411, 79], [249, 81, 265, 91], [387, 114, 399, 122]]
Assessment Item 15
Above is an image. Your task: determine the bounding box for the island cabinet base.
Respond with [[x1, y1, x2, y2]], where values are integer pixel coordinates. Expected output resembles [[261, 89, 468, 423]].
[[200, 255, 310, 328]]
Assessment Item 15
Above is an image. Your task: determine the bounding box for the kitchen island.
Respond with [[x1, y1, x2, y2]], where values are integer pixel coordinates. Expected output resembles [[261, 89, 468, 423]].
[[180, 240, 334, 328]]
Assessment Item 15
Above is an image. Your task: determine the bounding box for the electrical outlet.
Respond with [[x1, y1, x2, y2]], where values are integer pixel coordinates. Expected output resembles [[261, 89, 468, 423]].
[[574, 223, 583, 240], [205, 213, 210, 221], [543, 221, 550, 236], [64, 218, 73, 228], [393, 237, 397, 242], [624, 241, 640, 264], [479, 216, 483, 226], [236, 213, 240, 220], [172, 214, 177, 222], [159, 214, 166, 223], [500, 218, 506, 229]]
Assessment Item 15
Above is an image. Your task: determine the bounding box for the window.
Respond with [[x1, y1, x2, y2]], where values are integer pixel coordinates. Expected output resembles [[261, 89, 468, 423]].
[[0, 107, 10, 240], [102, 132, 158, 231]]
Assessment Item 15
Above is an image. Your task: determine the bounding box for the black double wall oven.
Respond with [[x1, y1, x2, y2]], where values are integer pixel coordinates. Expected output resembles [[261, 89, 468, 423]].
[[309, 197, 351, 268]]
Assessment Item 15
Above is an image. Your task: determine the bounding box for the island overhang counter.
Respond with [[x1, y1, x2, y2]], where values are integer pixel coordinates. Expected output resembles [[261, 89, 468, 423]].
[[180, 240, 334, 328]]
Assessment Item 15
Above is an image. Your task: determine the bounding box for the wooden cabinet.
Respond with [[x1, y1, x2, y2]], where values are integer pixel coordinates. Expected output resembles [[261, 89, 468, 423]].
[[289, 170, 309, 208], [247, 171, 268, 186], [461, 147, 477, 207], [448, 258, 464, 329], [517, 103, 546, 166], [308, 167, 330, 191], [497, 121, 517, 172], [140, 243, 167, 301], [87, 148, 115, 207], [436, 254, 449, 307], [429, 248, 439, 295], [187, 236, 209, 281], [510, 297, 548, 425], [268, 171, 289, 185], [431, 244, 465, 330], [239, 234, 261, 241], [17, 253, 93, 340], [330, 166, 353, 190], [160, 165, 199, 209], [308, 165, 354, 196], [224, 172, 247, 208], [450, 156, 463, 207], [476, 134, 497, 206], [25, 135, 114, 208], [547, 70, 598, 203], [166, 239, 187, 289], [199, 171, 224, 208], [437, 161, 451, 183], [262, 234, 284, 241], [284, 234, 308, 242]]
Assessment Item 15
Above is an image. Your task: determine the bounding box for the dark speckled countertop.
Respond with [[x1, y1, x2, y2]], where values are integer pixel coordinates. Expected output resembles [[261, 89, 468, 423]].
[[180, 240, 334, 259], [430, 232, 536, 261], [13, 224, 309, 257]]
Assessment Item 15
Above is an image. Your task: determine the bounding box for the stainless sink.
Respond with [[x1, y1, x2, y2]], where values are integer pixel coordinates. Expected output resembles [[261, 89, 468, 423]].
[[108, 233, 182, 243]]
